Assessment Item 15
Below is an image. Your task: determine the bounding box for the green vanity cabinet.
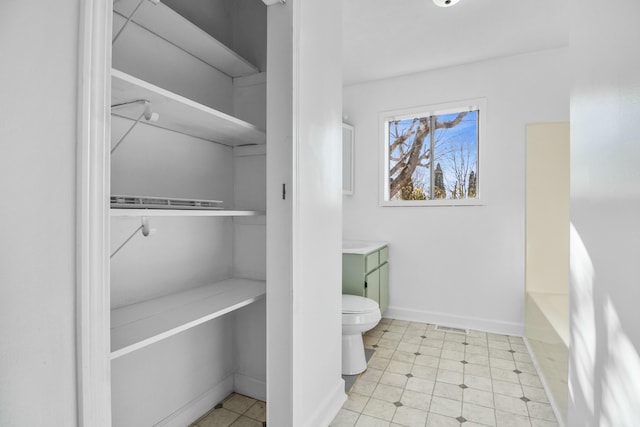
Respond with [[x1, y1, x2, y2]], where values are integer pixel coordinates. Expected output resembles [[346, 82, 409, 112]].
[[342, 243, 389, 313], [378, 261, 389, 313]]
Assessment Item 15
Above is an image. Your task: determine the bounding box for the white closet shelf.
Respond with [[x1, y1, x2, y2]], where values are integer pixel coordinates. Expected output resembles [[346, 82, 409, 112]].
[[111, 278, 266, 359], [110, 208, 265, 217], [113, 0, 259, 78], [111, 69, 266, 146]]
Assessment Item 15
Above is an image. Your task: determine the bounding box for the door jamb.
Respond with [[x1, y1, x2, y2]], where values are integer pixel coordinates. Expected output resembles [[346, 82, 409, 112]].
[[76, 0, 112, 425]]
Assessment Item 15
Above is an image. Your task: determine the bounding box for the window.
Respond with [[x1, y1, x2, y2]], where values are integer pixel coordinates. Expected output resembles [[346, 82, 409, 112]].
[[381, 99, 484, 206]]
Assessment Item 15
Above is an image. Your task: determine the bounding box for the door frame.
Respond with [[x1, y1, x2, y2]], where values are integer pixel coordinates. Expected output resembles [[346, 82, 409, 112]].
[[76, 0, 112, 425]]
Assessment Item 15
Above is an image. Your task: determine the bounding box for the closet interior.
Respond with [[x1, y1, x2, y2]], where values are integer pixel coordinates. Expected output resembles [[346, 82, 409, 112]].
[[109, 0, 267, 424]]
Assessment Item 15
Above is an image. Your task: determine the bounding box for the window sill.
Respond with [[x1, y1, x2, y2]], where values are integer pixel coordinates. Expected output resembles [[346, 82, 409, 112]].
[[380, 199, 486, 207]]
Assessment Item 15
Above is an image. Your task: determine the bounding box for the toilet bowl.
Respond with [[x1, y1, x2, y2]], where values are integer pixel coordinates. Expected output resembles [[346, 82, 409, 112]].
[[342, 294, 381, 375]]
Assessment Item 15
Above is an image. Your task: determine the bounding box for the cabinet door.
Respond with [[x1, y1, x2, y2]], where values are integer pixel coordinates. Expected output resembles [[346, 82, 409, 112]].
[[342, 254, 366, 296], [365, 269, 380, 305], [365, 251, 379, 273], [379, 262, 389, 313]]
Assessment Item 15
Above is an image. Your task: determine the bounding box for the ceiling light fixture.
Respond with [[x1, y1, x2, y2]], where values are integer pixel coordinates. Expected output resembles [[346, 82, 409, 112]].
[[433, 0, 460, 7]]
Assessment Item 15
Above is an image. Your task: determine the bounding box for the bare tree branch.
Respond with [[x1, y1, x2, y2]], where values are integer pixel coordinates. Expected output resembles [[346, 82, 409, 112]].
[[388, 112, 468, 199]]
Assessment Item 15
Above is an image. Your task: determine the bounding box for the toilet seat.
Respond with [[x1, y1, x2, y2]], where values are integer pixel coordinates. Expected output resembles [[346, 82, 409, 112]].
[[342, 294, 379, 314]]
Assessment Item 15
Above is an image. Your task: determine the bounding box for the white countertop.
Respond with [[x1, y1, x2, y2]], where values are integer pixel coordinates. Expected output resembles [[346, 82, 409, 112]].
[[342, 240, 388, 255]]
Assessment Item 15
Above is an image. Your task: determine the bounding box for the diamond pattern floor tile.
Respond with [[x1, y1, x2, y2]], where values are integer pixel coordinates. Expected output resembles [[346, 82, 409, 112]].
[[331, 318, 560, 427], [190, 393, 266, 427]]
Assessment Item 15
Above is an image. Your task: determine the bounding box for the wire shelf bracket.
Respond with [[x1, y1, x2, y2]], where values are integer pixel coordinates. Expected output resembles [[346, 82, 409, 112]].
[[112, 0, 160, 45], [110, 216, 155, 259], [110, 99, 159, 154]]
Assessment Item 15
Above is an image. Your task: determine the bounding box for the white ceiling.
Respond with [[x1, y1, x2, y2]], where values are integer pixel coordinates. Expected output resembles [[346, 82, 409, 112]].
[[342, 0, 569, 85]]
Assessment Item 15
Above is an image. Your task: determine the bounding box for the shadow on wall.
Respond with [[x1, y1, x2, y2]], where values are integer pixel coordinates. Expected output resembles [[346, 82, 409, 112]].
[[569, 223, 640, 426]]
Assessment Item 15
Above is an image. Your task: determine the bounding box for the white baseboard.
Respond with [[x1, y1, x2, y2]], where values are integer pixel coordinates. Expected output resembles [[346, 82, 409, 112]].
[[303, 379, 346, 427], [153, 374, 234, 427], [384, 306, 523, 336], [522, 337, 566, 427], [234, 373, 266, 402]]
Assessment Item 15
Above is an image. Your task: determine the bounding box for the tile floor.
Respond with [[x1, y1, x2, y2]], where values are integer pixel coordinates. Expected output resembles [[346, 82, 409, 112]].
[[331, 318, 559, 427], [190, 393, 266, 427]]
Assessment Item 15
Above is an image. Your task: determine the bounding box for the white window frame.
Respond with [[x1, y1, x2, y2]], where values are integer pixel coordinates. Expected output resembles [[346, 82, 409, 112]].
[[379, 98, 487, 207]]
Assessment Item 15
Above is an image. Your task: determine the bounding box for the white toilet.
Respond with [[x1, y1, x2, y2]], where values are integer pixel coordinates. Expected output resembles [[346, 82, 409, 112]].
[[342, 294, 382, 375]]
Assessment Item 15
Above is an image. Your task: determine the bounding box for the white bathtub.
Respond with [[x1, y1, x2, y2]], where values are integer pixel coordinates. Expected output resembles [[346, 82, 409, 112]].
[[525, 291, 569, 425]]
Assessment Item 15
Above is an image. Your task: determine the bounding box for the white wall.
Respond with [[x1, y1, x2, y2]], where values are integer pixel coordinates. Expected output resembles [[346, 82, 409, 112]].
[[266, 0, 344, 425], [111, 117, 235, 206], [568, 0, 640, 425], [233, 145, 267, 282], [0, 1, 79, 425], [292, 0, 344, 424], [343, 48, 569, 335], [111, 318, 235, 426]]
